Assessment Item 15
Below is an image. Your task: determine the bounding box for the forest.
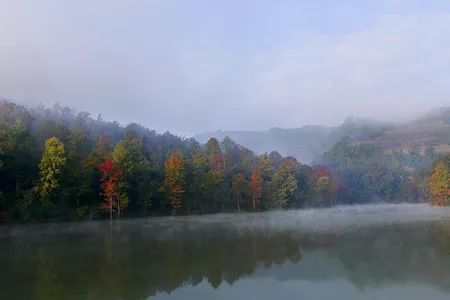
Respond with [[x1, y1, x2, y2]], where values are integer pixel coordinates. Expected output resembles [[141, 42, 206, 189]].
[[0, 100, 449, 222]]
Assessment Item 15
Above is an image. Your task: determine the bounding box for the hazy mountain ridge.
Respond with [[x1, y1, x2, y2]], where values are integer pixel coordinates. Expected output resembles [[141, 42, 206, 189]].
[[365, 107, 450, 154], [194, 108, 450, 164], [194, 118, 393, 164], [194, 127, 331, 164]]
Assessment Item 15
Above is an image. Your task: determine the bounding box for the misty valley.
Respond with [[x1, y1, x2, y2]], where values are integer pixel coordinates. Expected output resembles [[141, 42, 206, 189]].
[[2, 2, 450, 299], [0, 101, 449, 300]]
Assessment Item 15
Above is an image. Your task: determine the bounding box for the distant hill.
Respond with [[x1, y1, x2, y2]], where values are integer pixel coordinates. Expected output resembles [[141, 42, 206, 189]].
[[194, 107, 450, 164], [364, 107, 450, 154], [194, 118, 392, 164]]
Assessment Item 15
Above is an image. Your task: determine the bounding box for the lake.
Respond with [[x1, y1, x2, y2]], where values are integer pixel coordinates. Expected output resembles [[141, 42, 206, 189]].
[[2, 204, 450, 300]]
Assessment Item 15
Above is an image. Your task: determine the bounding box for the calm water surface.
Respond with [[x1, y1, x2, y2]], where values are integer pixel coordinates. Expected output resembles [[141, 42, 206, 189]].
[[2, 204, 450, 300]]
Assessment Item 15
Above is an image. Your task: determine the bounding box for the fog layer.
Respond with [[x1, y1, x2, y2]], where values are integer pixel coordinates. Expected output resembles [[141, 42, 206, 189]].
[[1, 1, 450, 135]]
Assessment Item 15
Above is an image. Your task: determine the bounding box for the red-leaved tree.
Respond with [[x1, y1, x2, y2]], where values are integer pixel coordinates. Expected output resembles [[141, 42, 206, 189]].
[[98, 159, 124, 220]]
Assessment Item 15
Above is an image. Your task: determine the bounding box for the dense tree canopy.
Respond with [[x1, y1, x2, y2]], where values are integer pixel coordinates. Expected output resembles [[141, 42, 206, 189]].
[[0, 101, 339, 222], [0, 100, 447, 222], [321, 140, 446, 204]]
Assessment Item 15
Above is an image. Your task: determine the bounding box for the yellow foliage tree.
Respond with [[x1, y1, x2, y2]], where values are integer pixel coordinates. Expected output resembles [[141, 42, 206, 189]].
[[429, 161, 450, 206]]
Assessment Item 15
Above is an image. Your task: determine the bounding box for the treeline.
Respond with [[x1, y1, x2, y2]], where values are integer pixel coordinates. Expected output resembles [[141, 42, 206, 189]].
[[321, 140, 449, 205], [1, 100, 448, 222], [0, 101, 340, 222]]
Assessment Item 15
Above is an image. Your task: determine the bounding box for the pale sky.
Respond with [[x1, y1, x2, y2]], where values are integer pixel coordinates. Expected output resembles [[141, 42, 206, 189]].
[[1, 0, 450, 136]]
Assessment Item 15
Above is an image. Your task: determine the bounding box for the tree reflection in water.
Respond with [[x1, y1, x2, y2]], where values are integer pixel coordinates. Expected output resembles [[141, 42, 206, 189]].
[[2, 214, 450, 299]]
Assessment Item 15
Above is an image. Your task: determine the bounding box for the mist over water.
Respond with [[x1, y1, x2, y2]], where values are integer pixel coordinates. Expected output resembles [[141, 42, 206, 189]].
[[181, 203, 450, 232], [1, 2, 450, 299], [2, 204, 450, 299], [2, 203, 447, 237]]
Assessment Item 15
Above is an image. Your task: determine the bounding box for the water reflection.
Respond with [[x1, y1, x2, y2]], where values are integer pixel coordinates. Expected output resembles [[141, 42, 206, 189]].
[[2, 205, 450, 299]]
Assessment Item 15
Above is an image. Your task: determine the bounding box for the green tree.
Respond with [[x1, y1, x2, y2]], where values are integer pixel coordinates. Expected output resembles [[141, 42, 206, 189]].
[[269, 166, 297, 208], [110, 131, 151, 211], [188, 147, 209, 211], [63, 129, 92, 216], [0, 112, 35, 219], [315, 176, 331, 204], [81, 135, 110, 215], [232, 172, 246, 212], [257, 153, 273, 180], [38, 137, 67, 206]]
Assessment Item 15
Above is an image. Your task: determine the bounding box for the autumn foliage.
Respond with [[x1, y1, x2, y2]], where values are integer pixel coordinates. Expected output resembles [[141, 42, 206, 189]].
[[250, 172, 263, 210], [165, 152, 185, 213], [6, 101, 450, 222], [429, 161, 450, 206], [98, 159, 124, 218]]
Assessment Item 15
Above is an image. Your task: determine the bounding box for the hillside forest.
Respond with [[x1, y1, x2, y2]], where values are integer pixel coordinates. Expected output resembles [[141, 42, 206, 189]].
[[0, 100, 449, 222]]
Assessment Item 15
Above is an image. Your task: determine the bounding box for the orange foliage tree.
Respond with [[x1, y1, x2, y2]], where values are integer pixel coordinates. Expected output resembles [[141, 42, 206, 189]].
[[164, 152, 185, 214], [249, 171, 263, 211]]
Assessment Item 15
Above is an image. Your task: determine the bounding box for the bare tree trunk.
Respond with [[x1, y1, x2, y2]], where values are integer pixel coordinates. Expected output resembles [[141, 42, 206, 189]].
[[108, 219, 112, 254], [109, 199, 112, 241], [117, 195, 120, 218], [109, 198, 112, 222], [237, 193, 241, 213]]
